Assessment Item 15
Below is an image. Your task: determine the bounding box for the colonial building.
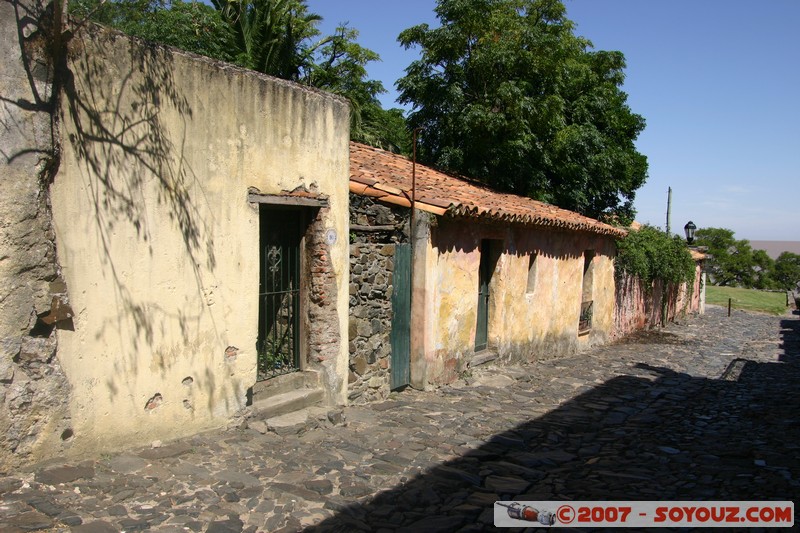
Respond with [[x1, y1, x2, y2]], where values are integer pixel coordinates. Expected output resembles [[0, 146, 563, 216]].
[[1, 15, 351, 469], [348, 142, 627, 396], [1, 2, 704, 470]]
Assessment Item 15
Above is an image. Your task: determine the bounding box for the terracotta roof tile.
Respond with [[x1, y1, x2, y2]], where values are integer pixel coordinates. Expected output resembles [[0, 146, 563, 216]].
[[350, 142, 626, 237]]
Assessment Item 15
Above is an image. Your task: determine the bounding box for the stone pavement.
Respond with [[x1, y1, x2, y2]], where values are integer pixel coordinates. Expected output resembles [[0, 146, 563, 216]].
[[1, 306, 799, 532]]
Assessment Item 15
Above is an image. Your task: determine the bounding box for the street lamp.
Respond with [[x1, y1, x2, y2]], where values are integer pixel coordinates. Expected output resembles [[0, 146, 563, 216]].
[[684, 221, 697, 245]]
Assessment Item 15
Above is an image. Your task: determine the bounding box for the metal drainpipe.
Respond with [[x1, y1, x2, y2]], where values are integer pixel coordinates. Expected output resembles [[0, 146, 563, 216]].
[[411, 128, 421, 260], [410, 128, 422, 384]]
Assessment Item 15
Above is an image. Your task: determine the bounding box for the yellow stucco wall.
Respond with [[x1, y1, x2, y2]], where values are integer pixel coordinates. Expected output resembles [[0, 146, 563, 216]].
[[420, 218, 616, 385], [50, 28, 350, 454]]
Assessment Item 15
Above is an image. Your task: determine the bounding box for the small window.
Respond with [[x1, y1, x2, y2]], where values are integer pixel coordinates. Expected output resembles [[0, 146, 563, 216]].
[[579, 250, 595, 333], [581, 250, 595, 302], [579, 300, 593, 334], [526, 253, 538, 294]]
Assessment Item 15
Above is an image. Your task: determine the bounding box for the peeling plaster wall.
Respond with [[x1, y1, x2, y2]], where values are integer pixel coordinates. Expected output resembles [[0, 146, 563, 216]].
[[305, 205, 346, 404], [0, 0, 73, 473], [421, 217, 617, 386], [613, 261, 705, 339], [49, 25, 350, 456]]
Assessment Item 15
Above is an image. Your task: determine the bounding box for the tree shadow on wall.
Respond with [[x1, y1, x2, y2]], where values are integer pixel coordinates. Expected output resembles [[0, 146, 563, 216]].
[[5, 5, 216, 325], [0, 0, 58, 162], [0, 2, 226, 408], [307, 316, 800, 532], [58, 25, 226, 398]]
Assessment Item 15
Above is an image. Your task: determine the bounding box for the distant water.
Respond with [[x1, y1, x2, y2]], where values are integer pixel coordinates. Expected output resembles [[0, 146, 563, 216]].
[[749, 241, 800, 259]]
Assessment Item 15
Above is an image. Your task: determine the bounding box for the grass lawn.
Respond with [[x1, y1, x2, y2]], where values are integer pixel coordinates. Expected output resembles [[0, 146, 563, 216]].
[[706, 285, 789, 315]]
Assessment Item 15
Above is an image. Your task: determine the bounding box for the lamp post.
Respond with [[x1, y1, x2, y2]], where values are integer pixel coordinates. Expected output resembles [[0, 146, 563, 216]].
[[684, 221, 697, 245]]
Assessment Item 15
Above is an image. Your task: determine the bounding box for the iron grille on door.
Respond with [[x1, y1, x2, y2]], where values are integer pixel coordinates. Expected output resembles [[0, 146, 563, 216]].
[[579, 300, 593, 333], [257, 208, 301, 380]]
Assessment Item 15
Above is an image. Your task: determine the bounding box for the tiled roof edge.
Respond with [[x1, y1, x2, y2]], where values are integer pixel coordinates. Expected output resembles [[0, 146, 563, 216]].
[[446, 207, 628, 237], [349, 142, 629, 238]]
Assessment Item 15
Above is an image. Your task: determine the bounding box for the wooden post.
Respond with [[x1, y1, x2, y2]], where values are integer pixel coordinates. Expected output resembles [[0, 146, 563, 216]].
[[666, 186, 672, 236], [728, 298, 732, 317]]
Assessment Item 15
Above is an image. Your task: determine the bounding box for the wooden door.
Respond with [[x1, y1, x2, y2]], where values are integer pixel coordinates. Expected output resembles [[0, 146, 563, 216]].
[[475, 240, 492, 352], [390, 243, 411, 389]]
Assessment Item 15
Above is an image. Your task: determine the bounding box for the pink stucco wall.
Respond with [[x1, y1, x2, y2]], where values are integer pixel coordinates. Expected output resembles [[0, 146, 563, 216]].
[[613, 262, 704, 338]]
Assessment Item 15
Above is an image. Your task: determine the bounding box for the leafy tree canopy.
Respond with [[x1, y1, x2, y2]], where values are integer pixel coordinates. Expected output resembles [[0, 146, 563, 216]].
[[615, 225, 695, 286], [750, 248, 776, 290], [694, 227, 754, 287], [692, 227, 791, 290], [694, 227, 800, 291], [773, 252, 800, 291], [68, 0, 410, 149], [70, 0, 234, 61], [210, 0, 320, 79], [397, 0, 647, 223], [302, 24, 409, 149]]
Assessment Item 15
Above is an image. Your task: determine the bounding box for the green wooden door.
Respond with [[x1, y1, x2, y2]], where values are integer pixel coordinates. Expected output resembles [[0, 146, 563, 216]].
[[475, 240, 492, 352], [390, 244, 411, 389]]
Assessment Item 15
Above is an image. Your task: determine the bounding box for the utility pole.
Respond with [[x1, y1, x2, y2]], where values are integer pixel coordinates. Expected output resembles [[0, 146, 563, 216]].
[[665, 187, 672, 236]]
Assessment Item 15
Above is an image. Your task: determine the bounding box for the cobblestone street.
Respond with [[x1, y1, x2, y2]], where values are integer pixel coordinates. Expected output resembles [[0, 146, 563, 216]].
[[2, 305, 799, 532]]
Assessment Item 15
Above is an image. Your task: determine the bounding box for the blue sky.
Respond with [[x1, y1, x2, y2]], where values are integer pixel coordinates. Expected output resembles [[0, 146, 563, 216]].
[[306, 0, 799, 241]]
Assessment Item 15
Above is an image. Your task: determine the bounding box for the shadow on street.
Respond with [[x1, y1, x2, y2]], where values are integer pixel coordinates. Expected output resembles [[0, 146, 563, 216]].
[[308, 316, 800, 532]]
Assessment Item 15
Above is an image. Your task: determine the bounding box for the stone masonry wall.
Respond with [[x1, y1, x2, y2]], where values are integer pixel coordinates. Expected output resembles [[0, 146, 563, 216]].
[[347, 194, 409, 403], [305, 205, 343, 402], [0, 0, 73, 472]]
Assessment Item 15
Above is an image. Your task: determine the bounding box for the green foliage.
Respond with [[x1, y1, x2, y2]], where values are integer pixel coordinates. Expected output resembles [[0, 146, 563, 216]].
[[69, 0, 235, 61], [299, 25, 398, 147], [693, 227, 800, 290], [69, 0, 396, 147], [303, 25, 380, 93], [706, 286, 788, 316], [694, 227, 764, 288], [615, 226, 695, 286], [773, 252, 800, 290], [751, 249, 776, 290], [397, 0, 647, 222], [360, 107, 413, 155], [210, 0, 320, 78]]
